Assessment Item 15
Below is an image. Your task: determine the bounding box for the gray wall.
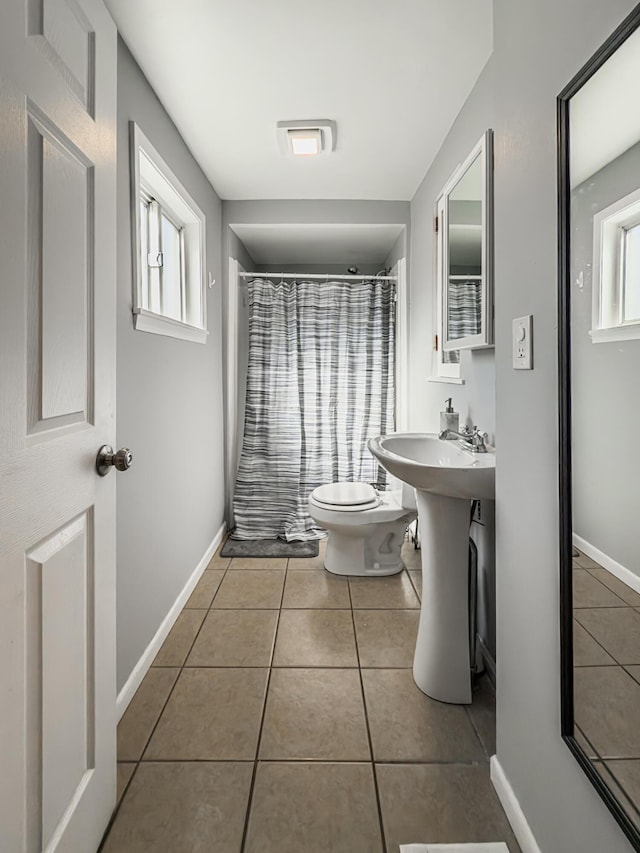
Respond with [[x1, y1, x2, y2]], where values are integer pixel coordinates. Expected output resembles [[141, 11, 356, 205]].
[[384, 230, 408, 273], [409, 60, 496, 443], [260, 263, 381, 274], [224, 199, 410, 230], [116, 38, 225, 692], [430, 1, 637, 851], [571, 141, 640, 578]]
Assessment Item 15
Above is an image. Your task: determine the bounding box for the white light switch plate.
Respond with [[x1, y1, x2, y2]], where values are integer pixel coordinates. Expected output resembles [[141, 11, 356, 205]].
[[512, 314, 533, 369]]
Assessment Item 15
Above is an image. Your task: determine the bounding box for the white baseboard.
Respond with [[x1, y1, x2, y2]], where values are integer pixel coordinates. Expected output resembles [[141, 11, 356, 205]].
[[477, 635, 496, 688], [116, 522, 226, 720], [490, 756, 541, 853], [573, 533, 640, 596]]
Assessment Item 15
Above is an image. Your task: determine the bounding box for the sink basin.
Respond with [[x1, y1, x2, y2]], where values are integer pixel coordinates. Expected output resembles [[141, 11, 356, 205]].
[[368, 432, 496, 704], [368, 432, 495, 500]]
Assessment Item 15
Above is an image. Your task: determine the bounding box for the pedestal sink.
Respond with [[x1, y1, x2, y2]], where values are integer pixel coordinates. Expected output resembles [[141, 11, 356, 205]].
[[368, 433, 495, 704]]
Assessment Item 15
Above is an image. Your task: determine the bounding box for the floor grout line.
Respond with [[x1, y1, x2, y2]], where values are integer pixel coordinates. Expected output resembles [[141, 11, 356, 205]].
[[348, 571, 388, 853], [238, 553, 290, 852]]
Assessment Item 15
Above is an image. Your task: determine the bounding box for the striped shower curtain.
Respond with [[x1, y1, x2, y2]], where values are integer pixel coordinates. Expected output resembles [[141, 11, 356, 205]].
[[447, 277, 482, 340], [232, 277, 396, 541]]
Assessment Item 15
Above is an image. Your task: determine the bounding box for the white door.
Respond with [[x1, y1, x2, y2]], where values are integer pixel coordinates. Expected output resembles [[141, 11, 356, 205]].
[[0, 1, 118, 851]]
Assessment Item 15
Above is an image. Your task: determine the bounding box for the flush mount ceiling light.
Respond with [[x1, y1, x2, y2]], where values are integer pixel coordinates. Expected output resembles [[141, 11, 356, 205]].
[[277, 120, 336, 157]]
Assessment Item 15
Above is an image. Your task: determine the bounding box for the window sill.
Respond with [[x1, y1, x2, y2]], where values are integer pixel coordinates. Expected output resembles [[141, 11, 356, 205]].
[[589, 324, 640, 344], [133, 308, 208, 344], [427, 375, 465, 385]]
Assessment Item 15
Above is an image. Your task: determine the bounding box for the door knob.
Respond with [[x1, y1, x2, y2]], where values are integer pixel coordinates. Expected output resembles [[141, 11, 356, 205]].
[[96, 445, 133, 477]]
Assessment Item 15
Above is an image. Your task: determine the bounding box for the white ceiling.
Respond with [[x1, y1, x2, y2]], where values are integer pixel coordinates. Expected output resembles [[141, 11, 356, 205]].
[[570, 25, 640, 187], [231, 223, 405, 265], [105, 0, 493, 201]]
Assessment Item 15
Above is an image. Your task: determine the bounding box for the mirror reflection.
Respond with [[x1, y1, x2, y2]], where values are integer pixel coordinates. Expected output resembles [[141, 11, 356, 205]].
[[568, 19, 640, 834], [436, 129, 492, 378], [447, 152, 483, 343]]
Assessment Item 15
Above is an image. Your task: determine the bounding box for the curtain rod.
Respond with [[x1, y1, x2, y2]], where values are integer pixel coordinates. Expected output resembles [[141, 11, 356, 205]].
[[239, 272, 397, 282]]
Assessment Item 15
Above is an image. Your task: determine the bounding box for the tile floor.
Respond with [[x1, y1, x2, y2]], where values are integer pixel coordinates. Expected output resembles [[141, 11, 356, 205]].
[[572, 550, 640, 831], [101, 538, 519, 852]]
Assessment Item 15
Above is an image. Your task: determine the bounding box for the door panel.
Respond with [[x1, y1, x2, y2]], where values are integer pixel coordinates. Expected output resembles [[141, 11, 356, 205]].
[[0, 1, 117, 851], [27, 108, 93, 432], [27, 512, 95, 850], [27, 0, 96, 115]]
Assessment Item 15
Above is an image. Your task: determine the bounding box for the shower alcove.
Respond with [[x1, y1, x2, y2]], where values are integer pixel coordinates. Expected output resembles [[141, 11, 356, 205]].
[[223, 215, 409, 538]]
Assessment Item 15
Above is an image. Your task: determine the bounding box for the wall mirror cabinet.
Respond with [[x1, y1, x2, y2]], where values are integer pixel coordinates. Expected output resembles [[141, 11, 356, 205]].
[[436, 129, 494, 371], [558, 4, 640, 849]]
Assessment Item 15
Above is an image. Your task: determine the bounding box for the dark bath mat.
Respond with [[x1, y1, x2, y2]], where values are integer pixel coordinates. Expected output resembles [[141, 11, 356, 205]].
[[221, 536, 320, 558]]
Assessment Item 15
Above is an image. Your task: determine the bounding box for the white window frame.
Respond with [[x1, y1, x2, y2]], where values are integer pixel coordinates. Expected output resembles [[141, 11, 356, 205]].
[[591, 185, 640, 343], [130, 122, 208, 344]]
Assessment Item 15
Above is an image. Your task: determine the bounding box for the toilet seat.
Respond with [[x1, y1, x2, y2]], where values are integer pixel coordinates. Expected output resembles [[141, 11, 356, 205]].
[[310, 482, 380, 512]]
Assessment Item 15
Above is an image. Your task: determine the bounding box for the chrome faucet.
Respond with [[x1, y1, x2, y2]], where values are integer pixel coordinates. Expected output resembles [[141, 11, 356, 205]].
[[438, 424, 489, 453]]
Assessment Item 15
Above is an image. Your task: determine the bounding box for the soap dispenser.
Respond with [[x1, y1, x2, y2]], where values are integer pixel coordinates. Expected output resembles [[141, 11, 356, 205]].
[[440, 398, 459, 436]]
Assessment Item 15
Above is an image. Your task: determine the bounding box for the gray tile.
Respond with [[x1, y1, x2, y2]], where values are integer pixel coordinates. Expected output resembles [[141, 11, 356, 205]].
[[273, 609, 358, 667], [574, 724, 598, 760], [354, 609, 419, 667], [116, 763, 136, 806], [603, 760, 640, 830], [362, 668, 485, 762], [377, 763, 520, 852], [260, 668, 370, 760], [211, 569, 285, 608], [574, 553, 602, 570], [401, 540, 422, 571], [349, 572, 419, 609], [467, 674, 497, 757], [228, 556, 288, 570], [588, 569, 640, 607], [117, 668, 179, 761], [102, 762, 253, 853], [144, 668, 268, 760], [573, 571, 626, 608], [184, 570, 225, 609], [409, 569, 422, 600], [593, 761, 640, 831], [573, 620, 616, 667], [205, 554, 231, 571], [625, 665, 640, 686], [282, 569, 350, 608], [574, 608, 640, 664], [186, 609, 278, 667], [152, 610, 206, 667], [245, 762, 383, 853], [574, 666, 640, 758]]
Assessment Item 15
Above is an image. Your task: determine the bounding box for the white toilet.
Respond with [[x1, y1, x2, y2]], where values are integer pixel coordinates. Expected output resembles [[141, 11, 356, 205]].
[[308, 481, 417, 576]]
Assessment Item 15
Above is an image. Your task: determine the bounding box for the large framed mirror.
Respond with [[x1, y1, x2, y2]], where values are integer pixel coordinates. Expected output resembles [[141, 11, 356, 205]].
[[558, 5, 640, 849], [438, 129, 494, 356]]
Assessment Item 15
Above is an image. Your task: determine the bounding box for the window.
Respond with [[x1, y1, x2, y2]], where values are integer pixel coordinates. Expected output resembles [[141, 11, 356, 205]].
[[591, 186, 640, 343], [131, 123, 208, 343]]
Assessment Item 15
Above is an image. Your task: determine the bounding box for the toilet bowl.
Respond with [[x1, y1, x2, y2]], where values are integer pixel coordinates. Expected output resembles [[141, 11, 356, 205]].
[[308, 481, 417, 576]]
